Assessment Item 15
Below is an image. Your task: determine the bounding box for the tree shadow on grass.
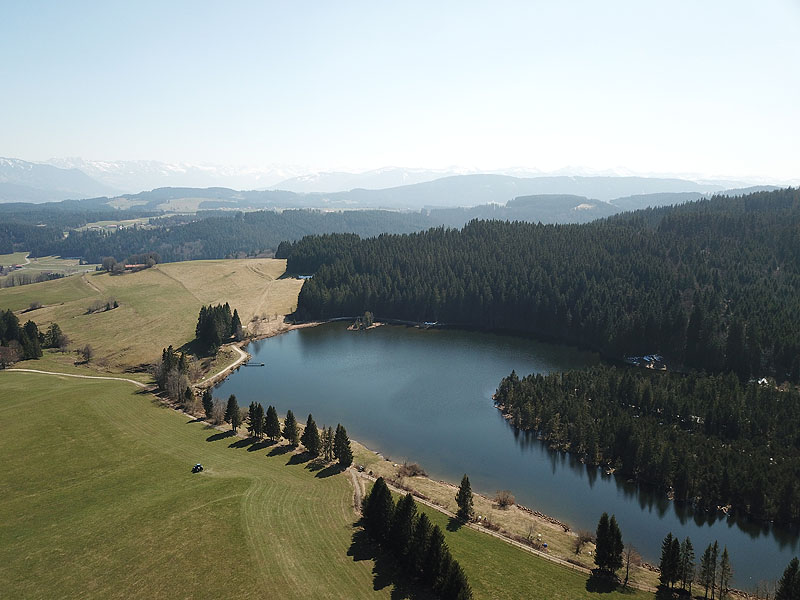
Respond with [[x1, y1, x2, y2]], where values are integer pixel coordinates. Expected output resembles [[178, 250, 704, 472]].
[[653, 586, 685, 600], [315, 464, 345, 478], [185, 417, 205, 424], [446, 517, 464, 532], [585, 571, 621, 594], [305, 458, 328, 473], [247, 440, 274, 452], [206, 430, 236, 442], [286, 452, 311, 466], [268, 444, 293, 457], [347, 525, 435, 600], [229, 437, 253, 449]]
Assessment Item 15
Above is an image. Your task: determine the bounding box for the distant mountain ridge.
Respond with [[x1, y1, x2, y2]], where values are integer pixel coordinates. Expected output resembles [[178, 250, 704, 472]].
[[0, 157, 115, 202], [46, 157, 300, 194]]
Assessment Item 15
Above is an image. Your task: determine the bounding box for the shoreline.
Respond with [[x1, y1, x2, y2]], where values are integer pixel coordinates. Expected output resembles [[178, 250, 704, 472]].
[[191, 318, 665, 589], [189, 318, 759, 597]]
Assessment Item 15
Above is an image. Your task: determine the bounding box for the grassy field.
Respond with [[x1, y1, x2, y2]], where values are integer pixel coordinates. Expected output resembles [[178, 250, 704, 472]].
[[77, 217, 152, 231], [0, 373, 652, 600], [0, 251, 30, 267], [0, 259, 303, 371]]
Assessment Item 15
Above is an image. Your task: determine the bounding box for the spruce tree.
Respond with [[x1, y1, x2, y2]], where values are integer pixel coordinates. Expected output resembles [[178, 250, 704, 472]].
[[718, 548, 732, 600], [21, 320, 42, 359], [334, 424, 353, 467], [322, 426, 334, 461], [183, 386, 193, 409], [229, 404, 242, 433], [700, 543, 714, 599], [679, 536, 695, 592], [264, 405, 280, 441], [282, 410, 299, 446], [231, 308, 243, 341], [425, 525, 448, 586], [660, 533, 677, 587], [409, 512, 433, 575], [253, 403, 264, 438], [434, 548, 453, 595], [224, 394, 238, 425], [595, 512, 611, 573], [388, 493, 417, 559], [300, 413, 321, 456], [202, 388, 214, 421], [247, 402, 264, 439], [442, 559, 473, 600], [710, 541, 719, 599], [609, 515, 624, 574], [776, 557, 799, 600], [363, 477, 394, 543], [455, 474, 473, 521]]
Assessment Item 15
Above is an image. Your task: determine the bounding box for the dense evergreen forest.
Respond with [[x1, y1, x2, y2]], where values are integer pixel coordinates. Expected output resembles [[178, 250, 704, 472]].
[[26, 209, 431, 263], [289, 188, 800, 380], [0, 222, 64, 254], [0, 201, 157, 228], [494, 366, 800, 524]]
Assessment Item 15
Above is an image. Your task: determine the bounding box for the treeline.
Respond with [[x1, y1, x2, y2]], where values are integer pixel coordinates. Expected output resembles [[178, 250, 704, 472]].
[[196, 303, 242, 352], [289, 188, 800, 381], [0, 201, 158, 228], [154, 345, 191, 402], [0, 310, 66, 365], [1, 271, 65, 288], [27, 209, 431, 264], [362, 478, 472, 599], [657, 533, 734, 599], [201, 392, 353, 467], [494, 365, 800, 523], [0, 221, 63, 254]]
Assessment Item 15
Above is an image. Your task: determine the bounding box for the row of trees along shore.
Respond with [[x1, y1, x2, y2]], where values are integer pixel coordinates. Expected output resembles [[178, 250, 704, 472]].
[[155, 304, 244, 402], [288, 189, 800, 382], [595, 512, 800, 600], [362, 477, 472, 600], [658, 533, 732, 599], [493, 366, 800, 524], [201, 390, 353, 466]]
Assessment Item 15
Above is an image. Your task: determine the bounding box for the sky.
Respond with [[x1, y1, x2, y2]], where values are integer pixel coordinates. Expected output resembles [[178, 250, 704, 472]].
[[1, 1, 799, 181]]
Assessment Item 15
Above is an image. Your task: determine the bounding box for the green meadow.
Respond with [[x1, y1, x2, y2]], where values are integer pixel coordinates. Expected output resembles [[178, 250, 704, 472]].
[[1, 372, 651, 599]]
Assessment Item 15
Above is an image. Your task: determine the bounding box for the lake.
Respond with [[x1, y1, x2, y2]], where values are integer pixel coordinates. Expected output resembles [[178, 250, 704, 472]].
[[214, 322, 798, 586]]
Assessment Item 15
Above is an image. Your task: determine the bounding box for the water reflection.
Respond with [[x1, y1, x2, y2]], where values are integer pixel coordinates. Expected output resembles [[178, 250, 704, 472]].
[[216, 323, 798, 584]]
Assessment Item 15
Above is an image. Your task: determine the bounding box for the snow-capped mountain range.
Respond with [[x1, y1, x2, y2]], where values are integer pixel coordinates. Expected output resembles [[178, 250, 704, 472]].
[[0, 155, 793, 205]]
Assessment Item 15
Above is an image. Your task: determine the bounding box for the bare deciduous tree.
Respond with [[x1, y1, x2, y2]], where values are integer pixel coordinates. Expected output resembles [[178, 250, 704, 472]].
[[624, 545, 642, 587], [574, 530, 594, 554], [494, 490, 515, 509], [78, 344, 94, 363]]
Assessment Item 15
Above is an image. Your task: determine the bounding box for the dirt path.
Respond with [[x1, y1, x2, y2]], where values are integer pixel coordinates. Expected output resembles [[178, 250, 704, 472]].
[[199, 344, 249, 387], [4, 368, 149, 388], [353, 471, 657, 590], [82, 274, 102, 294], [349, 468, 363, 514]]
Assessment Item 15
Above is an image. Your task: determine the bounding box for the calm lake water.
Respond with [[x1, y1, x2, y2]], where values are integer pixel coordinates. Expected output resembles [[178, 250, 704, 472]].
[[214, 322, 798, 586]]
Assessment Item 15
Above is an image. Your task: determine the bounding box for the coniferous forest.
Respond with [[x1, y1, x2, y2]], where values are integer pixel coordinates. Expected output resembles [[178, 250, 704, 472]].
[[494, 366, 800, 524], [290, 189, 800, 381], [285, 188, 800, 525]]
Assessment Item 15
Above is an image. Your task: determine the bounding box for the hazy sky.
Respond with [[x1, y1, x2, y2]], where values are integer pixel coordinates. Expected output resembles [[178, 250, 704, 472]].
[[2, 1, 799, 180]]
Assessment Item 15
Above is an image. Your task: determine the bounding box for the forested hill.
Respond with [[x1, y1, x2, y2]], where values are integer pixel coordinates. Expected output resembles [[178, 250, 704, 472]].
[[289, 188, 800, 381], [27, 209, 432, 264]]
